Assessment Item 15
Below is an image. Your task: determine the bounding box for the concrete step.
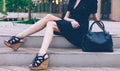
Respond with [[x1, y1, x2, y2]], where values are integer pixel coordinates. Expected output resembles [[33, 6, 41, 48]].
[[0, 35, 120, 48], [0, 66, 120, 71], [0, 47, 120, 67], [0, 21, 120, 48], [0, 35, 75, 48]]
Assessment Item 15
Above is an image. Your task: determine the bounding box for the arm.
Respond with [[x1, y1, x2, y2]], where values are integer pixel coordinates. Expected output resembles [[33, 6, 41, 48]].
[[64, 11, 80, 29], [92, 13, 100, 21], [64, 11, 75, 22]]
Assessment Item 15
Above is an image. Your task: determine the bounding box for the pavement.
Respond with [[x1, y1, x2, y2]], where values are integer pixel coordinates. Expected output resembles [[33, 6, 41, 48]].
[[0, 66, 120, 71], [0, 21, 120, 36]]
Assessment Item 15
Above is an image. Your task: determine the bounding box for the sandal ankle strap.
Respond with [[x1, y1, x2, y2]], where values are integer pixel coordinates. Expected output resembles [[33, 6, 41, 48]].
[[32, 53, 48, 67], [8, 36, 22, 44]]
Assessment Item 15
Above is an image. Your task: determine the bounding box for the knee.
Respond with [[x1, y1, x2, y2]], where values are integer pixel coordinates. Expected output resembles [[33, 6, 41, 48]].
[[46, 21, 56, 29], [46, 21, 54, 27], [45, 14, 53, 19]]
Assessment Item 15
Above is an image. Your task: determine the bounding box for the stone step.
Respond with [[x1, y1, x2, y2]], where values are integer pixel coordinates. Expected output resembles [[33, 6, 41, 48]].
[[0, 21, 120, 48], [0, 35, 120, 48], [0, 35, 75, 48], [0, 66, 120, 71], [0, 47, 120, 67]]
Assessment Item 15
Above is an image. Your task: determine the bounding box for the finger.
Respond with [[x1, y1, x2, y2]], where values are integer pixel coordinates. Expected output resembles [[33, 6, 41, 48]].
[[73, 25, 79, 29], [75, 24, 80, 27], [75, 25, 80, 29]]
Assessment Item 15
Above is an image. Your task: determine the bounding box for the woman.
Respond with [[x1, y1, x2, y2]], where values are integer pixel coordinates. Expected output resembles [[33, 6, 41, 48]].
[[4, 0, 99, 70]]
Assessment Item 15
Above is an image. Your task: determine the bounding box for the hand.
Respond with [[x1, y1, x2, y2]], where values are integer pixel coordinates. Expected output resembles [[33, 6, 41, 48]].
[[71, 20, 80, 29]]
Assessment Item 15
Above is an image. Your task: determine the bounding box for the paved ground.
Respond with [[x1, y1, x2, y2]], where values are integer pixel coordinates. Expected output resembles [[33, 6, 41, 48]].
[[1, 47, 120, 54], [0, 21, 45, 36], [0, 66, 120, 71], [0, 21, 120, 36]]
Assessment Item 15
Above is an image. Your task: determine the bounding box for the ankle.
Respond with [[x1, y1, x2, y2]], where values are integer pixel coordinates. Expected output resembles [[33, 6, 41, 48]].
[[13, 35, 24, 43], [38, 52, 46, 56], [38, 53, 48, 59], [16, 35, 24, 39]]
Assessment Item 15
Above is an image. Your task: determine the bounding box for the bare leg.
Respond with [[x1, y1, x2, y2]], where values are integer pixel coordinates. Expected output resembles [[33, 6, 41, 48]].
[[38, 21, 60, 56], [29, 21, 60, 67], [4, 14, 61, 51], [16, 14, 61, 38]]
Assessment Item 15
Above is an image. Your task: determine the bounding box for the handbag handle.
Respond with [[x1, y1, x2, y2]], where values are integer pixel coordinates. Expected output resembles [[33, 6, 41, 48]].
[[89, 20, 106, 32]]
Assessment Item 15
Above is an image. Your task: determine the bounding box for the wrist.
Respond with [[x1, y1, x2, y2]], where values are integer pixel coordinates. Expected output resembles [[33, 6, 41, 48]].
[[71, 19, 75, 22], [95, 18, 100, 21]]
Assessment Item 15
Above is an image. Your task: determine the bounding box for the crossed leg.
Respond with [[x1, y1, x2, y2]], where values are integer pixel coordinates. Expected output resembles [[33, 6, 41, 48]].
[[16, 14, 61, 55], [4, 14, 62, 69], [16, 14, 61, 38], [38, 21, 60, 55]]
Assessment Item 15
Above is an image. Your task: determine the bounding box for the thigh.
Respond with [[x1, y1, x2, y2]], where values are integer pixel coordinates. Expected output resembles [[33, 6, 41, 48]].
[[45, 14, 62, 21], [47, 21, 60, 32]]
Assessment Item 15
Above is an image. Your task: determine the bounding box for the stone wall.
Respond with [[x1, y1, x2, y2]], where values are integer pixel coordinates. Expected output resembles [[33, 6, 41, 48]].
[[98, 0, 120, 21], [97, 0, 101, 19], [110, 0, 120, 21]]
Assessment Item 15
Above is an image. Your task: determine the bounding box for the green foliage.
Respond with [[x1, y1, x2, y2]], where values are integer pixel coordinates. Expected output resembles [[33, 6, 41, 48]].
[[16, 19, 39, 24], [6, 0, 33, 12], [1, 11, 7, 15], [0, 0, 3, 11]]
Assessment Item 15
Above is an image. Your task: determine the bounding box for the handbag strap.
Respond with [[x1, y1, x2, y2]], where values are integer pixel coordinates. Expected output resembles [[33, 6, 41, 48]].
[[89, 20, 106, 32]]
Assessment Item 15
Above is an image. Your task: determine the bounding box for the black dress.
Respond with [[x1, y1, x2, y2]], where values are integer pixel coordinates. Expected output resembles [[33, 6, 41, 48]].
[[54, 0, 98, 48]]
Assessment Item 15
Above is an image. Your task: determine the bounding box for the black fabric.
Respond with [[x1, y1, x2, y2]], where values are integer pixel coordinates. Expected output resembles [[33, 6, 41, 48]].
[[81, 21, 113, 52], [67, 0, 75, 11], [85, 0, 98, 14], [54, 0, 98, 48]]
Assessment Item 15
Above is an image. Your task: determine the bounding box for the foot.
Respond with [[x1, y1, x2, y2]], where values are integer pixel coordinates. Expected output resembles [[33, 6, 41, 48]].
[[29, 53, 49, 70], [4, 36, 24, 51]]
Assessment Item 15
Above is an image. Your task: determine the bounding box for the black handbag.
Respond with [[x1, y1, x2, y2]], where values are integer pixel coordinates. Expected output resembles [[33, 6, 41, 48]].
[[81, 21, 113, 52]]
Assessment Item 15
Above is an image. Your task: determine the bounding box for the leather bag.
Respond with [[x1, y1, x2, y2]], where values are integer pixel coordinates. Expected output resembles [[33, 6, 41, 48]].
[[81, 21, 113, 52]]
